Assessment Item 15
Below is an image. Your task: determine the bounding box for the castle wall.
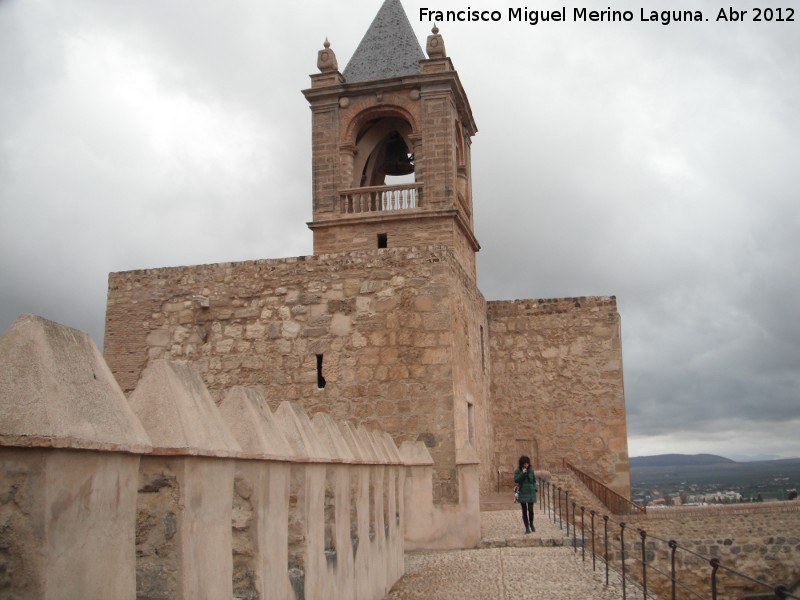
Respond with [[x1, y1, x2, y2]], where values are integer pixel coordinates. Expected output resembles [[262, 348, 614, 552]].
[[487, 296, 630, 497], [105, 246, 481, 503], [450, 215, 478, 280], [627, 502, 800, 599], [447, 255, 494, 496]]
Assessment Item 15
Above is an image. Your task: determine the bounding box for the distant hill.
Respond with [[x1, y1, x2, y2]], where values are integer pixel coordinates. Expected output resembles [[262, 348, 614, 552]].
[[630, 454, 800, 496], [630, 454, 736, 467]]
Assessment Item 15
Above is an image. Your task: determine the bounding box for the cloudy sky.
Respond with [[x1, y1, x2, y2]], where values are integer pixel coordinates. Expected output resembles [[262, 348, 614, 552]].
[[2, 0, 798, 461]]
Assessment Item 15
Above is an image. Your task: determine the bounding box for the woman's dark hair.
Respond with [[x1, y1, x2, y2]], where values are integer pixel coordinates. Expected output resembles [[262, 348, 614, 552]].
[[518, 455, 531, 470]]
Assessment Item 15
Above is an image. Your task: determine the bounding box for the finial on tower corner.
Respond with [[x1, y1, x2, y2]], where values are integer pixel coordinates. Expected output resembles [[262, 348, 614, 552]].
[[426, 22, 446, 59], [317, 37, 338, 73]]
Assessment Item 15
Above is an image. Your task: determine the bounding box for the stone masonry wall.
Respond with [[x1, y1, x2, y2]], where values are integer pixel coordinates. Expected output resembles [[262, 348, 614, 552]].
[[488, 296, 630, 497], [310, 102, 339, 216], [312, 215, 477, 282], [447, 255, 493, 495], [313, 214, 452, 255], [627, 502, 800, 598], [105, 246, 471, 503]]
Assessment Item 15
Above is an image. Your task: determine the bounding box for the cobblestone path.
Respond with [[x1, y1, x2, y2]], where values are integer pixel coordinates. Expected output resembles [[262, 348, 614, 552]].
[[385, 508, 649, 600]]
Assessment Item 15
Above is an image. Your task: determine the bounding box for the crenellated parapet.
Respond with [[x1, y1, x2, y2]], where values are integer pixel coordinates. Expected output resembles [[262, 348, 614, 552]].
[[0, 313, 453, 600]]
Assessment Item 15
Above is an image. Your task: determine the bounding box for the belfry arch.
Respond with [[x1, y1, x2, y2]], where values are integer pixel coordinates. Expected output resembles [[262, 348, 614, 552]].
[[352, 116, 415, 187]]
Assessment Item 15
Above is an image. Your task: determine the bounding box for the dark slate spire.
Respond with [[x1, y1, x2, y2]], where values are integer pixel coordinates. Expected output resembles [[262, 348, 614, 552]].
[[343, 0, 425, 83]]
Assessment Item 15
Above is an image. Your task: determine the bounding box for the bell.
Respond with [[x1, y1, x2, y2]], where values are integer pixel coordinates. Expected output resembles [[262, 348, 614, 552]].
[[380, 132, 414, 176]]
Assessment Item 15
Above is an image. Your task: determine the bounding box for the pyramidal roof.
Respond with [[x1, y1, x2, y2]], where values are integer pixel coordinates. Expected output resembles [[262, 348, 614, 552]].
[[343, 0, 425, 83]]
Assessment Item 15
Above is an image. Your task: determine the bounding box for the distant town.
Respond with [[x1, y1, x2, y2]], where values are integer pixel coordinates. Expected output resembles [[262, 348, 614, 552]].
[[629, 454, 800, 507]]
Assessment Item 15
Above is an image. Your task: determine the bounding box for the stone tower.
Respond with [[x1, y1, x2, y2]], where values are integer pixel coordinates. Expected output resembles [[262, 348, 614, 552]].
[[303, 0, 480, 280], [103, 0, 630, 519]]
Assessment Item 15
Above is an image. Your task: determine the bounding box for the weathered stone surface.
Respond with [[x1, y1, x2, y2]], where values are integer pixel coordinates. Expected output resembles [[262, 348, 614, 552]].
[[127, 359, 240, 457], [0, 448, 142, 599], [218, 386, 293, 459], [105, 247, 490, 503], [0, 314, 151, 453], [627, 501, 800, 599], [488, 297, 630, 497]]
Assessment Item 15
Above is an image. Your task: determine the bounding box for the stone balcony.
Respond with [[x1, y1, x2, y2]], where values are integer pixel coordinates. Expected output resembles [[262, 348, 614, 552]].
[[336, 183, 422, 215]]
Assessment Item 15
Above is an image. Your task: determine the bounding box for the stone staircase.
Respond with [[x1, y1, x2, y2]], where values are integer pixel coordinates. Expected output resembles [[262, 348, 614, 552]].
[[544, 467, 612, 518], [481, 468, 611, 519]]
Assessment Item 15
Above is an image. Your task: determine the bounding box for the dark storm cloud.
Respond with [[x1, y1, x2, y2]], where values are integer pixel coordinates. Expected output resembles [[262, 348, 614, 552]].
[[1, 0, 798, 458]]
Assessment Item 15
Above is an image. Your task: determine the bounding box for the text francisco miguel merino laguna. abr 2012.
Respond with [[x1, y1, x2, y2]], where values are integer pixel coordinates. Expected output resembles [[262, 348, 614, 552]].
[[419, 6, 795, 26]]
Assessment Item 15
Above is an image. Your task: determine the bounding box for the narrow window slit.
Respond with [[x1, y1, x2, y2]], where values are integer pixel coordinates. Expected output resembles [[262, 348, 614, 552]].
[[316, 354, 326, 388], [377, 233, 387, 248], [480, 325, 486, 373]]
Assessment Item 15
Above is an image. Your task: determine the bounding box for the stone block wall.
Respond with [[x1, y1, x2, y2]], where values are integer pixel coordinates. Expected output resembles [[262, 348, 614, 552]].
[[311, 213, 462, 263], [447, 252, 494, 496], [104, 246, 489, 504], [627, 503, 800, 599], [488, 296, 630, 497], [309, 101, 340, 215], [549, 470, 800, 598]]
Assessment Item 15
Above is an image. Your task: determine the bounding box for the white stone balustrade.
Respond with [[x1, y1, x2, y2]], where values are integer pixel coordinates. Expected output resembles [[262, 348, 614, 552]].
[[338, 184, 421, 214]]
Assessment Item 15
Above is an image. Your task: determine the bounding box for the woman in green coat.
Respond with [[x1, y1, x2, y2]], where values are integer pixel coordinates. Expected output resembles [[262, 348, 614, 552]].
[[514, 455, 538, 533]]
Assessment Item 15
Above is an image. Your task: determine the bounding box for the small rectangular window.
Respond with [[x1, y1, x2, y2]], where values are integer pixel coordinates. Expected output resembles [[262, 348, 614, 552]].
[[480, 325, 485, 373], [316, 354, 326, 389], [377, 233, 387, 248], [467, 402, 475, 446]]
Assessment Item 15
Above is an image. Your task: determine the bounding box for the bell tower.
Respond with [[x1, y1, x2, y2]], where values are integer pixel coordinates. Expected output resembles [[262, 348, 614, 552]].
[[302, 0, 480, 278]]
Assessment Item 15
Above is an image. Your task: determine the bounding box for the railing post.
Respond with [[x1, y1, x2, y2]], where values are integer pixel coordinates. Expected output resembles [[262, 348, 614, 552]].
[[620, 522, 627, 600], [710, 557, 720, 600], [565, 491, 570, 537], [571, 500, 577, 551], [542, 479, 550, 517], [590, 510, 596, 571], [537, 477, 543, 510], [669, 540, 678, 600], [558, 487, 563, 529], [603, 515, 610, 586], [580, 506, 586, 561], [639, 529, 648, 599]]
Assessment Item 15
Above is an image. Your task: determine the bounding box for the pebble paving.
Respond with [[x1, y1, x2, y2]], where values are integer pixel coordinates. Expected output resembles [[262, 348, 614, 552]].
[[385, 507, 651, 600]]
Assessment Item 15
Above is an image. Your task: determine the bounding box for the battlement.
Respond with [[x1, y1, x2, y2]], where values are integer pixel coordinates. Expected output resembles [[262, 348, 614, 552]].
[[0, 314, 481, 598], [487, 295, 618, 318]]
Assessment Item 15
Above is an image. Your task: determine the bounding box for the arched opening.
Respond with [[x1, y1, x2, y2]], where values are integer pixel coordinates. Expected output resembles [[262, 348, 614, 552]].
[[353, 117, 415, 188]]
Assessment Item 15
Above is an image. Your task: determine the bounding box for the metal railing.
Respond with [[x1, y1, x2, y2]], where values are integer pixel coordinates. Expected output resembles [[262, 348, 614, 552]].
[[564, 458, 646, 515], [337, 183, 421, 214], [537, 476, 800, 600]]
